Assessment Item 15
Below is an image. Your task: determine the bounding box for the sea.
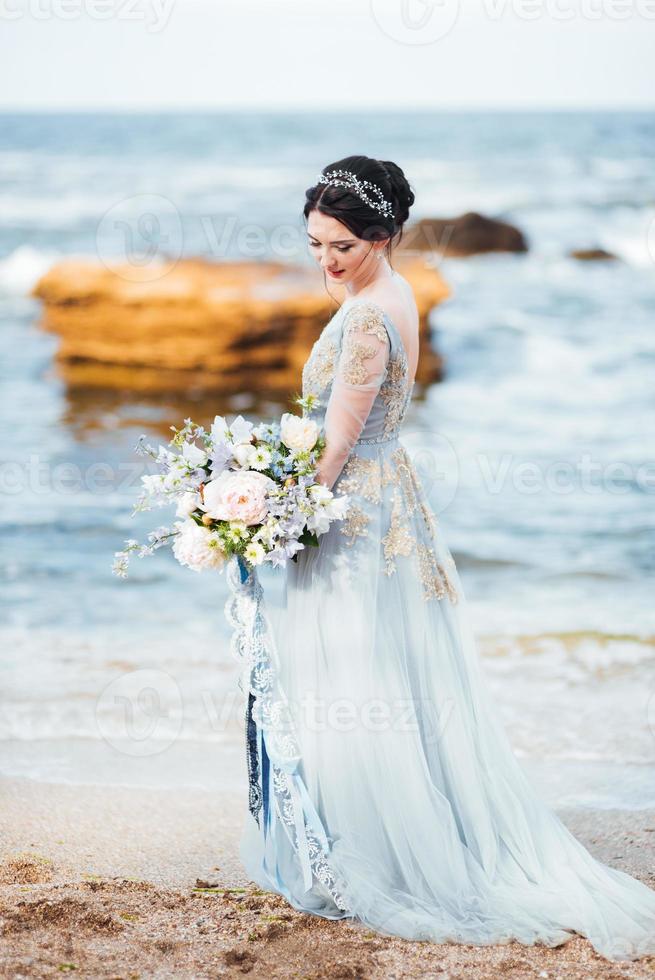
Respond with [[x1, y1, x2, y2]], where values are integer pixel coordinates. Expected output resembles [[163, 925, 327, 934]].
[[0, 110, 653, 811]]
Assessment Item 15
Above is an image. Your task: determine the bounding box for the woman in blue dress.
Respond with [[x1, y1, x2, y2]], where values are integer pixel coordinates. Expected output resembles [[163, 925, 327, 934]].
[[234, 155, 655, 961]]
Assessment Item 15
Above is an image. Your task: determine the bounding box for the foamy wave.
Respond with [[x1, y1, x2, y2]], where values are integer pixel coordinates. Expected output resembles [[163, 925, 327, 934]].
[[0, 245, 57, 296]]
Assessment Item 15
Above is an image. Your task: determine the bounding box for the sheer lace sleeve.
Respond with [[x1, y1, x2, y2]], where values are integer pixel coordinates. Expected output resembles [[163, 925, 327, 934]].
[[316, 304, 390, 490]]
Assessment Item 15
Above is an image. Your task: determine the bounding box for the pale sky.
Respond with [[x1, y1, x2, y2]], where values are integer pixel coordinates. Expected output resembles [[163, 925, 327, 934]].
[[0, 0, 653, 110]]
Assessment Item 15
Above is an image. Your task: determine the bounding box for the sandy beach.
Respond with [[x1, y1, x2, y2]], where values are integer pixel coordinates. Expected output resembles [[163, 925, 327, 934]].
[[2, 773, 654, 979]]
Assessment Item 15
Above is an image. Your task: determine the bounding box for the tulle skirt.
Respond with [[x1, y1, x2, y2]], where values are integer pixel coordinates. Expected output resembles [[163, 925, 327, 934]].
[[233, 435, 655, 962]]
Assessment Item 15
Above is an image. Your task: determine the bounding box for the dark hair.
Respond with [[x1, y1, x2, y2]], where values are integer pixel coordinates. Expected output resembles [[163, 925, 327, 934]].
[[303, 155, 415, 261]]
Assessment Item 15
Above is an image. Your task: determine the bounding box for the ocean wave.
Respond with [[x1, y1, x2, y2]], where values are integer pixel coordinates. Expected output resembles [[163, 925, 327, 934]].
[[0, 245, 58, 295]]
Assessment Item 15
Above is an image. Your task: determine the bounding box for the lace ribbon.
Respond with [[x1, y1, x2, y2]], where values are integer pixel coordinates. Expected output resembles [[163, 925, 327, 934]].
[[224, 555, 352, 910]]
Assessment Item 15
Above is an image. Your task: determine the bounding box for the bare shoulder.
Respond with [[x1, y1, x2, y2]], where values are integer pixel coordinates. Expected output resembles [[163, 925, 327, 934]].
[[346, 273, 418, 331]]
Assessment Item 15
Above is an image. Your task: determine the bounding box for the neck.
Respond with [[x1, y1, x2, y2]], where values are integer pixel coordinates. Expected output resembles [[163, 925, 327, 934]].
[[346, 258, 394, 296]]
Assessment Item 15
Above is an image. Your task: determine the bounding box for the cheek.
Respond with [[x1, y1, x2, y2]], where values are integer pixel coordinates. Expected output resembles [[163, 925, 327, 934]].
[[342, 248, 363, 267]]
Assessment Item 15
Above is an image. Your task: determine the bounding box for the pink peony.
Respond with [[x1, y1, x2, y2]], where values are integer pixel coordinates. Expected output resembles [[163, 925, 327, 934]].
[[201, 470, 276, 525]]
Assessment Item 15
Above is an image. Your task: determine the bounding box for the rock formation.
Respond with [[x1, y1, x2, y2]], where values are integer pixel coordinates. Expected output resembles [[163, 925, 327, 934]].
[[400, 212, 528, 257], [32, 257, 450, 396]]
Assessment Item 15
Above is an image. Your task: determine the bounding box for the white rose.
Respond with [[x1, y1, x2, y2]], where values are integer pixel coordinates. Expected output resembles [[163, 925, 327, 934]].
[[233, 443, 255, 468], [280, 413, 319, 453], [172, 520, 226, 572], [175, 490, 201, 517]]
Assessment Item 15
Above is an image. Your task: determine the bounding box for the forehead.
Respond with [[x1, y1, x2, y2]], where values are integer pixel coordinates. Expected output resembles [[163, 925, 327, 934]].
[[307, 210, 357, 241]]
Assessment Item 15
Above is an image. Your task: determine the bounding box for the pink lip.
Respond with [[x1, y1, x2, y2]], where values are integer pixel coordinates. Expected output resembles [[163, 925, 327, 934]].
[[327, 269, 345, 277]]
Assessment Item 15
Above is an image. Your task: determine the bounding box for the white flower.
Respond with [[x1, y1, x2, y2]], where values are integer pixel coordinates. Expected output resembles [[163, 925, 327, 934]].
[[175, 490, 201, 517], [249, 445, 273, 471], [308, 483, 332, 504], [306, 510, 331, 534], [141, 473, 166, 495], [280, 413, 319, 452], [226, 521, 249, 543], [162, 460, 190, 491], [182, 441, 208, 468], [253, 518, 279, 549], [210, 415, 231, 447], [244, 541, 266, 566], [325, 493, 350, 520], [211, 414, 254, 447], [230, 415, 255, 445], [305, 487, 350, 533], [172, 520, 226, 572], [233, 443, 255, 468], [201, 469, 276, 525]]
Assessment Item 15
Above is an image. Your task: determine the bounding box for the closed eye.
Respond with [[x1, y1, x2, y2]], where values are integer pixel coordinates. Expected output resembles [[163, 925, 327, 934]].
[[308, 242, 353, 253]]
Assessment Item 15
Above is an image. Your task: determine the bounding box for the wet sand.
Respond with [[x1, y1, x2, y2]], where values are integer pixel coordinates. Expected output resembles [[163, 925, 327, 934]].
[[1, 774, 655, 978]]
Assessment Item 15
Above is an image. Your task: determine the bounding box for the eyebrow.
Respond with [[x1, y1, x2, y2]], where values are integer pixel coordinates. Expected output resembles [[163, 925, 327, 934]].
[[307, 234, 356, 245]]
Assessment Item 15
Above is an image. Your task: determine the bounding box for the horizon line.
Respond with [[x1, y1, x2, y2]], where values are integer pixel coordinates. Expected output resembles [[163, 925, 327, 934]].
[[1, 103, 654, 114]]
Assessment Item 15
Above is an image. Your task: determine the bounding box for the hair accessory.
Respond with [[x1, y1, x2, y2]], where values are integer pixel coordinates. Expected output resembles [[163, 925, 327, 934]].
[[315, 169, 394, 219]]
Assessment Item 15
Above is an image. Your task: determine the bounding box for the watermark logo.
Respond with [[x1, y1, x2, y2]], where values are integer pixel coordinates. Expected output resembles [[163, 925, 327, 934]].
[[370, 0, 461, 44], [95, 667, 183, 756], [0, 0, 176, 33], [95, 193, 183, 281]]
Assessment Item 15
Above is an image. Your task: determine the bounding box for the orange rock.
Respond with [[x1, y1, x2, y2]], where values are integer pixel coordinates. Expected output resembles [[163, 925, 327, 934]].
[[32, 257, 450, 395]]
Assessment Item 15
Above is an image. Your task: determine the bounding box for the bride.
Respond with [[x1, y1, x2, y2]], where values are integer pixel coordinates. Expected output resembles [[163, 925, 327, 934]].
[[236, 155, 655, 961]]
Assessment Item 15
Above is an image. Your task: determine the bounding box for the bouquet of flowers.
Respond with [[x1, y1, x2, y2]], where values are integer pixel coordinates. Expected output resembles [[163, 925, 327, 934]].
[[112, 395, 349, 577]]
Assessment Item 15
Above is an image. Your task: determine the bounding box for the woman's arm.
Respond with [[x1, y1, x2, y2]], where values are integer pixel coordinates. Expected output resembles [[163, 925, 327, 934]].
[[316, 307, 390, 490]]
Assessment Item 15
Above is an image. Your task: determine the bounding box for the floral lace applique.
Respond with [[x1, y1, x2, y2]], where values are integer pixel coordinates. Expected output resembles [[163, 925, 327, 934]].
[[339, 304, 390, 385], [302, 332, 339, 397], [340, 503, 371, 545], [417, 543, 459, 604], [342, 303, 389, 345], [381, 487, 415, 576], [337, 454, 383, 504], [380, 348, 409, 437], [390, 446, 419, 515]]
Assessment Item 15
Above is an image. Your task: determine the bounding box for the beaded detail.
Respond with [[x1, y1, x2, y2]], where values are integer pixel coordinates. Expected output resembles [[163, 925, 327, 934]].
[[342, 302, 390, 346], [356, 432, 400, 445], [341, 338, 382, 385], [340, 503, 371, 545], [380, 348, 410, 437], [417, 543, 459, 604], [339, 303, 390, 385], [390, 446, 419, 516], [302, 332, 339, 397], [382, 488, 415, 576], [338, 454, 383, 504]]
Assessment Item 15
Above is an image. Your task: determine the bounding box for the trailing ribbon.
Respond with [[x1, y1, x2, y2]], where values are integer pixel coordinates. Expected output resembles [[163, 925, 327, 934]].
[[223, 554, 352, 912]]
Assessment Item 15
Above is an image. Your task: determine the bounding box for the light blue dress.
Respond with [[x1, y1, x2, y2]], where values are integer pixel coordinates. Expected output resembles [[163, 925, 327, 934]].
[[233, 298, 655, 961]]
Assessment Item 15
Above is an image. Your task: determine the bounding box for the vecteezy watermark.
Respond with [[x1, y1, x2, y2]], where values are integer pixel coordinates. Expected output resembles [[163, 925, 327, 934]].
[[93, 199, 459, 281], [284, 693, 456, 743], [95, 193, 184, 281], [94, 672, 459, 757], [411, 438, 460, 514], [370, 0, 461, 45], [95, 668, 183, 756], [2, 450, 654, 500], [0, 455, 146, 496], [476, 453, 655, 495], [369, 0, 655, 46], [0, 0, 176, 32]]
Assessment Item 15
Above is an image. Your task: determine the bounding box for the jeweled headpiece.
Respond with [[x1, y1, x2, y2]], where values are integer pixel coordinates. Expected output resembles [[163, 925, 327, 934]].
[[315, 169, 394, 219]]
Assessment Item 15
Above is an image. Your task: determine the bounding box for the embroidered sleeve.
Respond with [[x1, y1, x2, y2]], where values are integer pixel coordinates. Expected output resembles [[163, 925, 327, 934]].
[[316, 304, 390, 490]]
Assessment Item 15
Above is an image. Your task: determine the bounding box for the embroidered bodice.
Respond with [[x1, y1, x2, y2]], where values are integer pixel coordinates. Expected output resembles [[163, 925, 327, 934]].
[[302, 299, 415, 454], [300, 298, 458, 601]]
